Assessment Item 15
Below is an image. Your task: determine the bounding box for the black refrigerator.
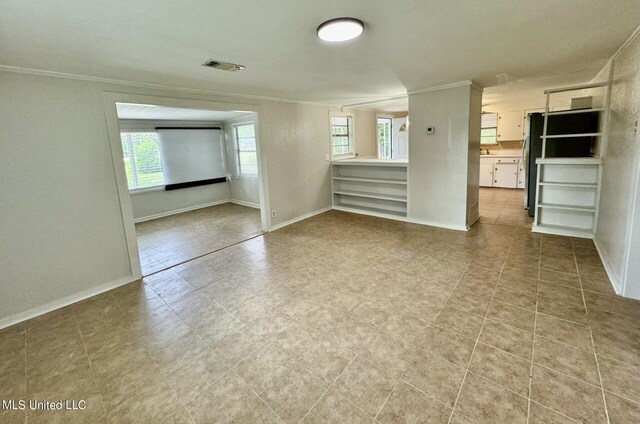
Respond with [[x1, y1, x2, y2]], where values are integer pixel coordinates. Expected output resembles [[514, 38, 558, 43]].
[[525, 111, 600, 216]]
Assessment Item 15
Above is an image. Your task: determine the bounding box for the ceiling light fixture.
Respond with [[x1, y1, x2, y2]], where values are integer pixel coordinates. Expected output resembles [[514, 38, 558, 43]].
[[317, 18, 364, 42]]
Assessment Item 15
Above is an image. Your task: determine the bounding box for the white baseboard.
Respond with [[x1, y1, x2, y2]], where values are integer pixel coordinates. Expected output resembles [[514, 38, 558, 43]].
[[134, 199, 230, 223], [230, 199, 260, 209], [0, 275, 137, 330], [593, 237, 623, 295], [270, 206, 332, 231], [406, 216, 469, 232], [331, 206, 468, 232]]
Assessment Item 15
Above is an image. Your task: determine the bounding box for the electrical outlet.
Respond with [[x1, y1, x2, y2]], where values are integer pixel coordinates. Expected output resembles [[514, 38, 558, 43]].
[[271, 210, 276, 218]]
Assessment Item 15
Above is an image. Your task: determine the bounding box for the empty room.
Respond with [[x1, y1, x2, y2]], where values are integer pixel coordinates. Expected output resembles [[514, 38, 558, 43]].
[[1, 1, 640, 423]]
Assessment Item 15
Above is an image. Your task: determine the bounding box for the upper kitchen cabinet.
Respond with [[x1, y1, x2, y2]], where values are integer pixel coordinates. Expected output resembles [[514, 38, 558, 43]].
[[498, 111, 524, 141]]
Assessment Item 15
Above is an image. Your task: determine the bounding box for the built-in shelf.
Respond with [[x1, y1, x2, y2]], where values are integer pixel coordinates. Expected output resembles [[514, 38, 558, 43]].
[[536, 158, 602, 165], [534, 79, 609, 238], [537, 203, 596, 212], [532, 224, 595, 238], [334, 190, 407, 203], [542, 132, 602, 139], [544, 108, 605, 116], [332, 160, 408, 218], [332, 176, 407, 185], [334, 204, 406, 218], [538, 182, 598, 188]]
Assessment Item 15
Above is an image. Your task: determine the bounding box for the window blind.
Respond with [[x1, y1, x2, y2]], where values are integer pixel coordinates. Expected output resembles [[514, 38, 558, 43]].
[[156, 128, 226, 186]]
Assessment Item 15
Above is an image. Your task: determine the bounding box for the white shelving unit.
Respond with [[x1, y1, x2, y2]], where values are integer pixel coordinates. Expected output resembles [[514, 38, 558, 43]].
[[532, 78, 611, 238], [331, 159, 408, 218]]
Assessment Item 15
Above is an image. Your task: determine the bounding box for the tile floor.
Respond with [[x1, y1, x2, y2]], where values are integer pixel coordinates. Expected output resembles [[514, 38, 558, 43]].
[[2, 188, 639, 423], [136, 203, 262, 275]]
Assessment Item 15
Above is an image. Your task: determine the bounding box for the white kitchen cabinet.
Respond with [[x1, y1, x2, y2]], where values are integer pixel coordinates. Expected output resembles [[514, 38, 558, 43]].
[[480, 160, 494, 187], [494, 163, 519, 188], [498, 111, 524, 141]]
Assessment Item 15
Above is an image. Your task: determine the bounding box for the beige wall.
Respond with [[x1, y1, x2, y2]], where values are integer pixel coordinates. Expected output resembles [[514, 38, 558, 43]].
[[466, 86, 482, 226], [408, 84, 476, 230], [351, 109, 378, 158], [0, 70, 337, 325], [595, 32, 640, 299]]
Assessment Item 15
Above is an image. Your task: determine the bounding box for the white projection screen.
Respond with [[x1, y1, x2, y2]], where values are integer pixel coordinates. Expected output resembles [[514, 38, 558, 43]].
[[156, 128, 226, 186]]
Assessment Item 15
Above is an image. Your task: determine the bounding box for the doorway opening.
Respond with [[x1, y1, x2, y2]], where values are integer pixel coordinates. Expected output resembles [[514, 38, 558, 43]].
[[113, 102, 266, 276]]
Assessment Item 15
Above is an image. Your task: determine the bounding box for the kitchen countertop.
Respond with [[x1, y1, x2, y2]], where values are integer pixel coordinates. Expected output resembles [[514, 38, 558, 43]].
[[480, 154, 522, 158], [332, 158, 408, 167]]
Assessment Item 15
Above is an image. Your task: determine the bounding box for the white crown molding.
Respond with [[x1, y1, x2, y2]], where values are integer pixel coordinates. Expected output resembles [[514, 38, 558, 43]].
[[408, 80, 483, 95], [0, 64, 338, 108], [611, 24, 640, 62]]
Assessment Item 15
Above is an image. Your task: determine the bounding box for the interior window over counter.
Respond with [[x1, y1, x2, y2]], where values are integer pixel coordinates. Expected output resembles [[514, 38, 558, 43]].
[[120, 132, 165, 190], [481, 113, 498, 145], [377, 117, 392, 159], [330, 114, 354, 158], [234, 123, 258, 177]]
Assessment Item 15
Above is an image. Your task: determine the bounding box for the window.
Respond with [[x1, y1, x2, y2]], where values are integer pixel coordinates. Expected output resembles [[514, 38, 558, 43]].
[[377, 117, 392, 159], [481, 113, 498, 145], [331, 115, 354, 157], [120, 132, 165, 190], [234, 124, 258, 177]]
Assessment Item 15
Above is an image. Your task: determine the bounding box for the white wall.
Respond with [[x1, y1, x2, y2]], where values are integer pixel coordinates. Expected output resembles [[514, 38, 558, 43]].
[[0, 73, 132, 325], [351, 109, 378, 158], [594, 30, 640, 299], [466, 86, 482, 226], [223, 114, 260, 207], [407, 83, 477, 230], [131, 184, 230, 221], [119, 119, 232, 220], [0, 70, 337, 326]]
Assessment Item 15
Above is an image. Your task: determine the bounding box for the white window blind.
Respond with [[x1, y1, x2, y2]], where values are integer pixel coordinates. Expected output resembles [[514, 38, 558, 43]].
[[481, 113, 498, 145], [120, 132, 165, 190], [331, 115, 354, 157], [156, 128, 226, 185], [234, 124, 258, 177]]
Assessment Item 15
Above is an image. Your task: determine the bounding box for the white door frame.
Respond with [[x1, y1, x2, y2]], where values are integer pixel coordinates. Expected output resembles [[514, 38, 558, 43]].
[[102, 92, 270, 280]]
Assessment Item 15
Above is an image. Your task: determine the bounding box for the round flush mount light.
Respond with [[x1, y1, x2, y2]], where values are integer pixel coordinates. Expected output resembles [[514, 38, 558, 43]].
[[317, 18, 364, 42]]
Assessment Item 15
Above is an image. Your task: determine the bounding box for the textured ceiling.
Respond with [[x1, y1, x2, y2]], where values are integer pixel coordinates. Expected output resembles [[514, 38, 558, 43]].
[[1, 0, 638, 105]]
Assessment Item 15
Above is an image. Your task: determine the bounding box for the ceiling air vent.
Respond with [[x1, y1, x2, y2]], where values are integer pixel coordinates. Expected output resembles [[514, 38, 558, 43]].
[[202, 60, 245, 72]]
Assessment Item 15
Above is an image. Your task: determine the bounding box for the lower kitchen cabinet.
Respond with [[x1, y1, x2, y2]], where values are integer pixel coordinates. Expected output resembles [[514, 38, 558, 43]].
[[480, 156, 522, 189]]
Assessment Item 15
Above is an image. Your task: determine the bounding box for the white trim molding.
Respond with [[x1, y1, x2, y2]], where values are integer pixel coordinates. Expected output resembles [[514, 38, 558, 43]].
[[270, 207, 333, 231], [134, 199, 231, 223], [408, 80, 483, 96], [333, 205, 469, 232], [0, 65, 336, 108], [593, 237, 623, 295], [230, 199, 260, 209], [0, 276, 137, 330]]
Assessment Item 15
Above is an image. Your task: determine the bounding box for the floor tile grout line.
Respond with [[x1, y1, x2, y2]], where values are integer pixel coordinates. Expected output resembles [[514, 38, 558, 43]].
[[235, 369, 288, 424], [373, 371, 403, 421], [446, 242, 512, 424], [575, 248, 611, 424], [602, 388, 640, 406], [108, 292, 199, 423], [527, 247, 541, 424], [142, 232, 266, 278], [399, 377, 463, 412], [530, 399, 584, 424], [296, 354, 360, 424], [69, 305, 111, 423]]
